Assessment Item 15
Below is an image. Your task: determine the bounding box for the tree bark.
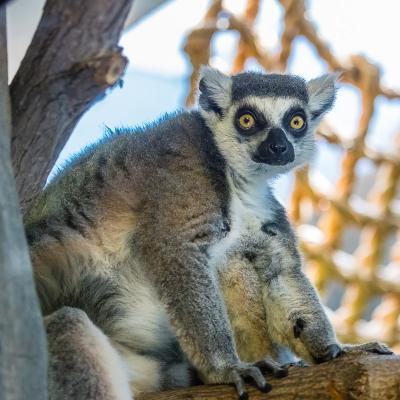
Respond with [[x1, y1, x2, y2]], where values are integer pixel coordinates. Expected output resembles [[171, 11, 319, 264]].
[[137, 352, 400, 400], [10, 0, 134, 212], [0, 8, 48, 400]]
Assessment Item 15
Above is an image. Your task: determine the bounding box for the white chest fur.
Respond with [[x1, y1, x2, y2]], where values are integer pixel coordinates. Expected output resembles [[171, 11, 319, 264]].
[[209, 176, 275, 271]]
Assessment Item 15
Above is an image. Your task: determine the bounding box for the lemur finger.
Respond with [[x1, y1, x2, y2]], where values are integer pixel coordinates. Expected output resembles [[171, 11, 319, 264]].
[[343, 342, 393, 355], [230, 370, 248, 400], [254, 357, 288, 378], [241, 366, 271, 392], [315, 344, 344, 363], [368, 344, 393, 355]]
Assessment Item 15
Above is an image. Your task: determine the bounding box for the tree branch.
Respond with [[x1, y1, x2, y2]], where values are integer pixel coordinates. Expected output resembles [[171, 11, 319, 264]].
[[0, 8, 47, 400], [137, 352, 400, 400], [10, 0, 134, 212]]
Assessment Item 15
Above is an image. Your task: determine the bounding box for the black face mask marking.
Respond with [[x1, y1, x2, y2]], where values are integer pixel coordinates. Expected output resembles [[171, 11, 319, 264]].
[[234, 107, 268, 137]]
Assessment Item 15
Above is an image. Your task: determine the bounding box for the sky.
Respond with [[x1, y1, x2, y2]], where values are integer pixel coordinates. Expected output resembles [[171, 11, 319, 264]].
[[44, 0, 400, 203]]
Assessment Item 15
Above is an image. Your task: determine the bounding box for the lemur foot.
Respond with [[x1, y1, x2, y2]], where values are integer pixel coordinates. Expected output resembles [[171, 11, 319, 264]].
[[212, 362, 272, 400], [342, 342, 393, 355], [254, 357, 289, 378]]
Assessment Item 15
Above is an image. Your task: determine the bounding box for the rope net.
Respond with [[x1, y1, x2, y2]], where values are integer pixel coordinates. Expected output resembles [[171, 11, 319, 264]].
[[184, 0, 400, 351]]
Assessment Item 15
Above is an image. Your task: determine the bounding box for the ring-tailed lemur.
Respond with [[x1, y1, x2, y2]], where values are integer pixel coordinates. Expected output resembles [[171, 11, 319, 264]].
[[26, 67, 391, 399]]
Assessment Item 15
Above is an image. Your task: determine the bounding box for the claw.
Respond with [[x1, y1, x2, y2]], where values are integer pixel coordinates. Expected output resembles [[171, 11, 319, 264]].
[[231, 370, 247, 400], [245, 366, 268, 390], [260, 382, 272, 392], [230, 363, 272, 399]]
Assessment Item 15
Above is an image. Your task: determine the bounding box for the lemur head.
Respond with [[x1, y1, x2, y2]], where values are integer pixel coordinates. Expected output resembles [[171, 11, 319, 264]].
[[198, 66, 338, 179]]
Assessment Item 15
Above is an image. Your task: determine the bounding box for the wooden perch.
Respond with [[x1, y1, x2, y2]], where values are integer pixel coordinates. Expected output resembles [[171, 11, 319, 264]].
[[137, 352, 400, 400], [10, 0, 134, 212]]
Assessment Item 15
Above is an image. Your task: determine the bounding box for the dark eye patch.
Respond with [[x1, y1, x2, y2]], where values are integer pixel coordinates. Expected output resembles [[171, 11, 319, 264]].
[[283, 107, 307, 137], [234, 106, 268, 136]]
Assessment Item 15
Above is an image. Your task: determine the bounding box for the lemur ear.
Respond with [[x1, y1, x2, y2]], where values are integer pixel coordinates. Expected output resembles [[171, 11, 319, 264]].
[[307, 72, 340, 119], [198, 66, 232, 115]]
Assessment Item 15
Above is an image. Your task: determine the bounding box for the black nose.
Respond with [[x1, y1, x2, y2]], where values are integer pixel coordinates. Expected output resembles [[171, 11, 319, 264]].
[[269, 142, 287, 154], [267, 128, 289, 154], [252, 128, 295, 166]]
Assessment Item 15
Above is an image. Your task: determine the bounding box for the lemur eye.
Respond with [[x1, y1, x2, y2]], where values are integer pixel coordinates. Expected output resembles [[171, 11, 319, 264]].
[[290, 115, 305, 130], [238, 113, 255, 130]]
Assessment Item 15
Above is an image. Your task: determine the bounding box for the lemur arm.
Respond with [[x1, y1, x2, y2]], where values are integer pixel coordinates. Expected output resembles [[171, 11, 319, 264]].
[[253, 203, 391, 363]]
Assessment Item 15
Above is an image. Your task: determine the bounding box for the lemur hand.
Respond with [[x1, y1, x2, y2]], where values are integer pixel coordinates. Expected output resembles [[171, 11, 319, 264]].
[[206, 358, 287, 400], [342, 342, 393, 355]]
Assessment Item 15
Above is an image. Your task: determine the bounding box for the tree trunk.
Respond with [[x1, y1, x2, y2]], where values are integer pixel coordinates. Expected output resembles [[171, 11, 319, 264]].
[[10, 0, 134, 212], [0, 8, 48, 400], [137, 352, 400, 400]]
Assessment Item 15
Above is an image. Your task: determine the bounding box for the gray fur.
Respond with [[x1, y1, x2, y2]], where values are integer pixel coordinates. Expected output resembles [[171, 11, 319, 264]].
[[307, 73, 339, 119], [231, 72, 308, 103], [46, 307, 132, 400], [199, 65, 232, 115], [26, 67, 390, 399]]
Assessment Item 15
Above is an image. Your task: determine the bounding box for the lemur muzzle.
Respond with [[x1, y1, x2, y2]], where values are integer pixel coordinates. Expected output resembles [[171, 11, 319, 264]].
[[254, 128, 295, 165]]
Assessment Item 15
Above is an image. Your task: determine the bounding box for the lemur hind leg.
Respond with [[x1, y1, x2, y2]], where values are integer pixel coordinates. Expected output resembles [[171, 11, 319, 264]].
[[219, 256, 270, 363], [219, 256, 289, 379], [45, 307, 132, 400]]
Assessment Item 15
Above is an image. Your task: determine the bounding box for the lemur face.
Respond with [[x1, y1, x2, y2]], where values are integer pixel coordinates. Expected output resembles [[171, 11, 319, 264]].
[[198, 67, 338, 178]]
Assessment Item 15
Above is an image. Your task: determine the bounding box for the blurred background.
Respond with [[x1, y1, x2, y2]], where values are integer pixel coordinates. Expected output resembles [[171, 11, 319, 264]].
[[8, 0, 400, 351]]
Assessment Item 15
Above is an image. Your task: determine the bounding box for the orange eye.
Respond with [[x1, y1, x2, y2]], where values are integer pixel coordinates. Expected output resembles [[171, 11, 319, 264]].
[[238, 113, 255, 129], [290, 115, 305, 130]]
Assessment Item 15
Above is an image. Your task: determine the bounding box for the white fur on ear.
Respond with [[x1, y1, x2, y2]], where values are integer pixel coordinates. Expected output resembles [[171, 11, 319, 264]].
[[198, 66, 232, 113], [307, 72, 340, 119]]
